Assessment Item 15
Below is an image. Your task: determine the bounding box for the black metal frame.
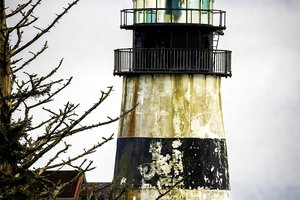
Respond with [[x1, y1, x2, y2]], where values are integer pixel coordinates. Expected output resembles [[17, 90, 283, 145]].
[[120, 8, 226, 29], [114, 0, 232, 77], [134, 0, 213, 10], [114, 48, 231, 77]]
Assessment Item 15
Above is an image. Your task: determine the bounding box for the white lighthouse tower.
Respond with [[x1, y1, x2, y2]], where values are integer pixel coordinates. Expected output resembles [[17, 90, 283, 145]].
[[113, 0, 232, 199]]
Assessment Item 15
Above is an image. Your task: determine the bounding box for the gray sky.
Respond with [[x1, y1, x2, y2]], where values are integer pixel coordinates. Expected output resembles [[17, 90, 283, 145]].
[[7, 0, 300, 199]]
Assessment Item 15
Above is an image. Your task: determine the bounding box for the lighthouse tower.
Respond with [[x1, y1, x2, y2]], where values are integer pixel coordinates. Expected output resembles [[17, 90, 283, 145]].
[[112, 0, 231, 199]]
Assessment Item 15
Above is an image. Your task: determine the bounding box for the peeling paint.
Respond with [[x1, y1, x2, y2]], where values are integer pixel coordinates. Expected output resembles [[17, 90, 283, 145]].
[[114, 75, 230, 199], [138, 140, 184, 189], [114, 138, 229, 191], [121, 177, 127, 186]]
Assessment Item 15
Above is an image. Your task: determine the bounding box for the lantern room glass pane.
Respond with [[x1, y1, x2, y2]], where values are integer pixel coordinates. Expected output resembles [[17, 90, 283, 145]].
[[163, 0, 186, 23], [157, 0, 165, 22], [201, 0, 212, 24], [135, 0, 143, 8], [188, 0, 200, 8], [187, 0, 200, 23], [202, 0, 209, 9], [135, 0, 157, 23], [133, 0, 214, 24], [134, 0, 143, 23], [145, 0, 156, 8]]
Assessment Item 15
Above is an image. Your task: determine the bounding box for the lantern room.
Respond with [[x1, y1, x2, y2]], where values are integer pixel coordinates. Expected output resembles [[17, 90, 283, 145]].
[[114, 0, 232, 77]]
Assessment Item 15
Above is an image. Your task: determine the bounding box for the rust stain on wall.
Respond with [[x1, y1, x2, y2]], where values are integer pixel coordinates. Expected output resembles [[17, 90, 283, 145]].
[[128, 77, 140, 137]]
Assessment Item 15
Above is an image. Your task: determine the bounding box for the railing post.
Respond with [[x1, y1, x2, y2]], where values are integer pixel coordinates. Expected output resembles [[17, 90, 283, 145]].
[[224, 51, 227, 75], [186, 8, 188, 23], [156, 8, 158, 23], [133, 9, 136, 25], [129, 49, 132, 71], [224, 11, 226, 28], [207, 10, 210, 25], [219, 11, 222, 27], [198, 9, 200, 24], [227, 51, 232, 76], [117, 49, 120, 72], [124, 49, 127, 71], [115, 49, 119, 73], [125, 10, 127, 26], [114, 50, 116, 72], [120, 11, 123, 27]]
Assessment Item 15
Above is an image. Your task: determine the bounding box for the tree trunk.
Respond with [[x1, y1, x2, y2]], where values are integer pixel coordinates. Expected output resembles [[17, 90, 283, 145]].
[[0, 0, 13, 189], [0, 0, 11, 121]]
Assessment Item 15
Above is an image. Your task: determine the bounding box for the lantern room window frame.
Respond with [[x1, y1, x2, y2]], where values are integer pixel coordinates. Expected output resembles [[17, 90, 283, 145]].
[[121, 0, 225, 29], [133, 0, 213, 10]]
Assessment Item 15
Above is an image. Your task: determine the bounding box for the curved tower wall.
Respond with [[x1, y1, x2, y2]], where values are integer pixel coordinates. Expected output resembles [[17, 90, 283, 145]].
[[114, 75, 231, 200]]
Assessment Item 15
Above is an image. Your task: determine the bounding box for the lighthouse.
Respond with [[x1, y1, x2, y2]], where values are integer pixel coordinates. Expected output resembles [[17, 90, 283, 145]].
[[112, 0, 231, 199]]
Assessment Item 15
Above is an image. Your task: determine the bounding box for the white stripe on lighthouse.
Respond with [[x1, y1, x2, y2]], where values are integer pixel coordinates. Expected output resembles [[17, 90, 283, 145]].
[[118, 74, 226, 139], [133, 189, 231, 200]]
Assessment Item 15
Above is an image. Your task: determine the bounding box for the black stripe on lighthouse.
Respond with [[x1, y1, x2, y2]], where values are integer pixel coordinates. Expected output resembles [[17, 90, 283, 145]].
[[114, 138, 230, 190]]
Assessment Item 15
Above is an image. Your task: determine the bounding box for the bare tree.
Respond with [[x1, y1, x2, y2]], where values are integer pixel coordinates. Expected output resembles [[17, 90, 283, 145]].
[[0, 1, 129, 199]]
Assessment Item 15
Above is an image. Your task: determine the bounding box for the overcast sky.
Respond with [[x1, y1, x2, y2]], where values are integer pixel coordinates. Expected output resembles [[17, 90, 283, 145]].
[[7, 0, 300, 200]]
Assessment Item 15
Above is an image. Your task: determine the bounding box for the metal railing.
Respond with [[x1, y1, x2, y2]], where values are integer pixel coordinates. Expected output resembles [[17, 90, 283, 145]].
[[120, 8, 226, 28], [114, 48, 231, 77]]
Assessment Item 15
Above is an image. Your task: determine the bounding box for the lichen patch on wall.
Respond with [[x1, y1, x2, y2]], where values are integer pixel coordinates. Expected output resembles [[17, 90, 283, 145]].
[[138, 139, 184, 189]]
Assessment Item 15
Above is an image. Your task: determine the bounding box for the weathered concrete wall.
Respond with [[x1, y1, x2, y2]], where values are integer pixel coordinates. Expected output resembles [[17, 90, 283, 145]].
[[119, 74, 225, 139], [113, 74, 230, 200], [127, 189, 231, 200], [114, 0, 232, 198]]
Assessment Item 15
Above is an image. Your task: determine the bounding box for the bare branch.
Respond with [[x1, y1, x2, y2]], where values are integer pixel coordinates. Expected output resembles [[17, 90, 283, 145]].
[[7, 64, 67, 117], [60, 86, 114, 134], [10, 28, 23, 55], [155, 178, 185, 200], [7, 0, 41, 37], [19, 86, 121, 169], [45, 134, 114, 170], [26, 42, 48, 64], [40, 141, 71, 173], [12, 0, 80, 57], [37, 164, 90, 199], [9, 14, 39, 34], [11, 58, 23, 65], [6, 1, 32, 18], [112, 178, 136, 200], [68, 105, 136, 136]]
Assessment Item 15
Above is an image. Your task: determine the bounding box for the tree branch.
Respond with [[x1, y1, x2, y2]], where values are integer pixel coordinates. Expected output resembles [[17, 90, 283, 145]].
[[45, 134, 114, 170], [155, 178, 185, 200], [6, 1, 32, 18], [11, 0, 80, 57]]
